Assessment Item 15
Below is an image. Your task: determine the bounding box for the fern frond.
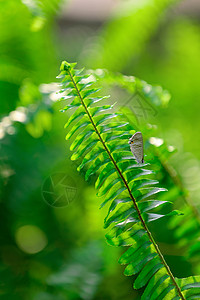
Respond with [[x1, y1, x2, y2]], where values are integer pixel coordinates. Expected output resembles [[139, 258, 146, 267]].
[[57, 61, 200, 299]]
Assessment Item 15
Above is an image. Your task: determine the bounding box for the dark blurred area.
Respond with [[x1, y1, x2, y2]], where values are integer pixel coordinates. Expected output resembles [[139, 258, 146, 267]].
[[1, 0, 200, 299]]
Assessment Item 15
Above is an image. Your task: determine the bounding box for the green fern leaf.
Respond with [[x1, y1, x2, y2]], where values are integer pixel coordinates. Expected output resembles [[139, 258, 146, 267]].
[[57, 61, 200, 300]]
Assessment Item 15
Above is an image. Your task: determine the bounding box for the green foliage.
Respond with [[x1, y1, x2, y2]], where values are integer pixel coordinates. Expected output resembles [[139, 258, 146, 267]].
[[47, 241, 103, 300], [0, 0, 58, 115], [89, 0, 179, 70], [2, 0, 200, 298], [116, 104, 200, 273], [23, 0, 64, 18], [87, 68, 200, 273], [89, 68, 171, 108], [57, 61, 200, 299], [147, 136, 200, 264]]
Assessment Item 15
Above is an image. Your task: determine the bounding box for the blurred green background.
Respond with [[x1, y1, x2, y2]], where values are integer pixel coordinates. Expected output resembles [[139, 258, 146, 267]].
[[1, 0, 200, 299]]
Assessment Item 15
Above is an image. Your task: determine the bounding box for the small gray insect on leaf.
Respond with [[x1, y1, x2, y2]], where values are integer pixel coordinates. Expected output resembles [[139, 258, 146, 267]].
[[129, 131, 144, 164]]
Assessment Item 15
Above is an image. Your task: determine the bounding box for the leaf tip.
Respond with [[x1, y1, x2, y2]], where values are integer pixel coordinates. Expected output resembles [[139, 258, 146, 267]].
[[60, 61, 71, 72]]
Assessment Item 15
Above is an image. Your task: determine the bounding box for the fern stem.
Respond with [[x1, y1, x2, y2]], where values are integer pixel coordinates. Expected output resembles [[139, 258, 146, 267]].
[[66, 66, 185, 300]]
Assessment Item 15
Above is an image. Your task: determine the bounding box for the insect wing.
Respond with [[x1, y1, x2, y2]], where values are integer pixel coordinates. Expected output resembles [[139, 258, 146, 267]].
[[129, 132, 144, 164]]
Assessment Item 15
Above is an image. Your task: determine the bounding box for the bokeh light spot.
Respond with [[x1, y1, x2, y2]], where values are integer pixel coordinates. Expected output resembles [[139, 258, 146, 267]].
[[15, 225, 47, 254], [149, 137, 164, 147]]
